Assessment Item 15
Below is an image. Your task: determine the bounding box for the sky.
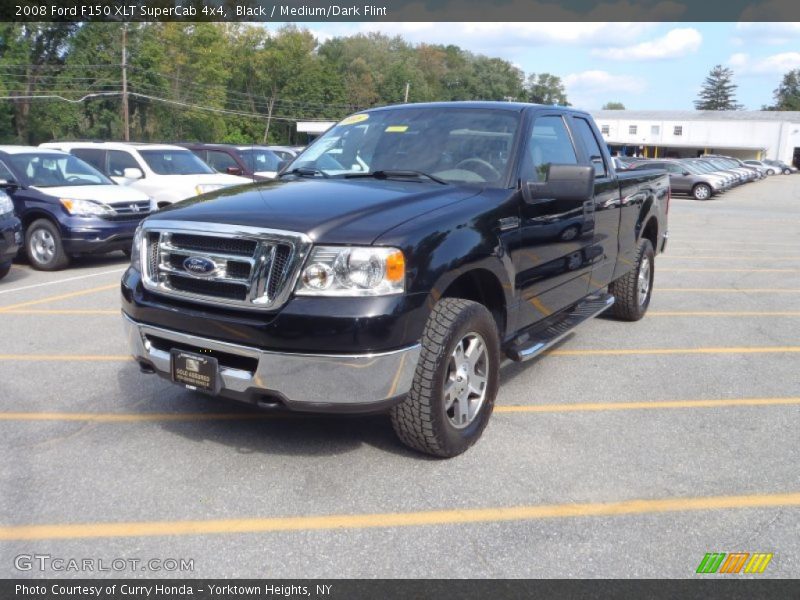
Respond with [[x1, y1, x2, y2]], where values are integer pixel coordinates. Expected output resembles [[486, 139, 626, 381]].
[[272, 22, 800, 111]]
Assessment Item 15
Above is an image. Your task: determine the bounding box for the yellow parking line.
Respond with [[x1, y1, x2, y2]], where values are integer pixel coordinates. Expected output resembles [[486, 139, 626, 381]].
[[0, 412, 274, 423], [647, 311, 800, 317], [659, 268, 799, 273], [495, 397, 800, 413], [658, 288, 800, 293], [0, 309, 118, 315], [1, 491, 798, 541], [547, 346, 800, 357], [0, 283, 118, 312], [0, 354, 129, 361], [3, 397, 798, 423], [1, 346, 799, 362]]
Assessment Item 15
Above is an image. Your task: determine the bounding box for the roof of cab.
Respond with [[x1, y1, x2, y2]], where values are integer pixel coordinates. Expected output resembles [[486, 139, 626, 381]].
[[0, 145, 68, 155], [363, 101, 580, 114]]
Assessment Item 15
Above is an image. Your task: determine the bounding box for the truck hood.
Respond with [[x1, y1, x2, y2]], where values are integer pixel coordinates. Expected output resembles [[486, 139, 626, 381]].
[[149, 178, 479, 244], [31, 184, 150, 204]]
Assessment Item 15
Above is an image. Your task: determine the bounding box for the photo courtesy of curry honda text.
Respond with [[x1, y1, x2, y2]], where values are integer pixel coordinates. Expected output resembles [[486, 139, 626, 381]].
[[121, 102, 669, 457]]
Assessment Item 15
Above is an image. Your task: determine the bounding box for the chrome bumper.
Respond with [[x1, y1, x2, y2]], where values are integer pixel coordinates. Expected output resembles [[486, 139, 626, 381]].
[[122, 314, 420, 412]]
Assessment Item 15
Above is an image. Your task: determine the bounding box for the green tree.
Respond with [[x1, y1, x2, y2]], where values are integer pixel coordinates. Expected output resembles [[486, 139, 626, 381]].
[[694, 65, 742, 110], [769, 69, 800, 111], [602, 101, 625, 110], [525, 73, 569, 106]]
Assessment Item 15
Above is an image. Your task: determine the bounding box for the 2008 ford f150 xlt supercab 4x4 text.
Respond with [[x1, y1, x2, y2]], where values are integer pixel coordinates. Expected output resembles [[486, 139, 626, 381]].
[[122, 102, 669, 457]]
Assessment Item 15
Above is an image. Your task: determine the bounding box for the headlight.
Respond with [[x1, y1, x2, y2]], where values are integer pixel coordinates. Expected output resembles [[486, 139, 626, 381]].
[[0, 191, 13, 216], [130, 225, 144, 270], [60, 198, 115, 217], [296, 246, 405, 297], [195, 184, 225, 195]]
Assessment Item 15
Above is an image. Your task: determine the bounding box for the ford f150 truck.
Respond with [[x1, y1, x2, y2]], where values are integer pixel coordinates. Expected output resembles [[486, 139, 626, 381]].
[[122, 102, 669, 457]]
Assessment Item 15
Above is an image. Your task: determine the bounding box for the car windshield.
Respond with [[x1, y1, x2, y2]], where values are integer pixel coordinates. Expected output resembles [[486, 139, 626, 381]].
[[685, 161, 713, 174], [138, 149, 214, 175], [291, 107, 520, 185], [238, 149, 281, 172], [7, 153, 113, 187]]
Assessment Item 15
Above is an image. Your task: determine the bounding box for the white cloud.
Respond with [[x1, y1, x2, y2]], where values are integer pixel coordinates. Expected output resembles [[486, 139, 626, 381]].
[[279, 22, 658, 56], [563, 70, 646, 108], [592, 27, 702, 61], [728, 52, 800, 75], [734, 23, 800, 46]]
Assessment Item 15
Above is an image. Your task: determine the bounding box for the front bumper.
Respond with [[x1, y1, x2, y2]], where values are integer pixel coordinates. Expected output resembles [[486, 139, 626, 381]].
[[62, 215, 143, 254], [0, 215, 22, 263], [122, 313, 421, 413]]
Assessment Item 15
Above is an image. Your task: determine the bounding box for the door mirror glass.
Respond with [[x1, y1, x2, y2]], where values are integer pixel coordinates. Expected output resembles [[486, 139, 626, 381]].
[[123, 167, 143, 180], [522, 164, 594, 203], [226, 166, 243, 176]]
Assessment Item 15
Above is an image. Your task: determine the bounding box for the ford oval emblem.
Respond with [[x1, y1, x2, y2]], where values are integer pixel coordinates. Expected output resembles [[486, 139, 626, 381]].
[[183, 256, 217, 276]]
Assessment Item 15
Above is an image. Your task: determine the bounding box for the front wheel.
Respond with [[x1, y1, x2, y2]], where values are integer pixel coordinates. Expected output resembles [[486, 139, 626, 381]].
[[784, 168, 792, 175], [26, 219, 69, 271], [608, 238, 655, 321], [0, 261, 11, 281], [692, 183, 712, 200], [390, 298, 500, 458]]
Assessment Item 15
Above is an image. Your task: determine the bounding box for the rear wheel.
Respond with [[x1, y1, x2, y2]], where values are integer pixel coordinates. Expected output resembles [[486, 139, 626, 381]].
[[766, 169, 775, 175], [608, 238, 654, 322], [390, 298, 500, 458], [26, 219, 69, 271], [785, 168, 792, 175], [692, 183, 711, 200]]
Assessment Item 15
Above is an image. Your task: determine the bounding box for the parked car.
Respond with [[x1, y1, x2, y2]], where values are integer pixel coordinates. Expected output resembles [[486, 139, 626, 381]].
[[762, 159, 796, 175], [122, 101, 669, 457], [0, 146, 155, 270], [743, 159, 777, 175], [628, 159, 722, 200], [0, 189, 22, 280], [179, 143, 282, 180], [699, 157, 756, 183], [39, 142, 250, 207], [264, 145, 301, 162], [686, 158, 741, 187], [704, 155, 763, 180]]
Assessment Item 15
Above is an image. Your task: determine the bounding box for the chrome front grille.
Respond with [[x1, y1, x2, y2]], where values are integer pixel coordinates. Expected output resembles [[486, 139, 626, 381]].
[[102, 201, 152, 221], [139, 220, 311, 311]]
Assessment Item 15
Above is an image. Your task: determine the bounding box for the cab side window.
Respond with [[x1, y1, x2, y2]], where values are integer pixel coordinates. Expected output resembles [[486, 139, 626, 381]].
[[72, 149, 106, 173], [108, 150, 140, 177], [206, 151, 238, 172], [571, 117, 608, 178], [524, 115, 578, 182], [0, 159, 14, 182]]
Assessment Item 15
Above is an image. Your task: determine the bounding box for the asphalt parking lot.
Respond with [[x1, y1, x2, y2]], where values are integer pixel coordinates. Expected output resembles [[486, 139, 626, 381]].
[[0, 175, 798, 579]]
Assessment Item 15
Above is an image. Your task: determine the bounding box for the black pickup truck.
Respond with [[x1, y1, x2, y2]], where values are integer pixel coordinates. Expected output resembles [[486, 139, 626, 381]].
[[122, 102, 669, 457]]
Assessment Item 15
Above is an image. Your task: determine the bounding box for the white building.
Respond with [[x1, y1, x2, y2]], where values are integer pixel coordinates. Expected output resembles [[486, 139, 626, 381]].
[[591, 110, 800, 166]]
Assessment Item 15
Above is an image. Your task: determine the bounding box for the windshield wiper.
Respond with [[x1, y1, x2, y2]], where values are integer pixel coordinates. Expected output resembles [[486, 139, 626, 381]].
[[345, 170, 448, 185], [279, 167, 330, 179]]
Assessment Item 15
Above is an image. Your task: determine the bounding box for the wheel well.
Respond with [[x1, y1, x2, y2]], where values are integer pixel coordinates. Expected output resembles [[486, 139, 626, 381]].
[[441, 269, 506, 335], [642, 217, 658, 250], [21, 211, 57, 232]]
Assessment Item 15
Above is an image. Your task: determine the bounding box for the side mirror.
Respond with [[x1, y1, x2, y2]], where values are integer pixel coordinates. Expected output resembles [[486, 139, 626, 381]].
[[0, 179, 18, 190], [682, 171, 691, 176], [226, 166, 243, 176], [522, 164, 594, 203], [123, 168, 143, 180]]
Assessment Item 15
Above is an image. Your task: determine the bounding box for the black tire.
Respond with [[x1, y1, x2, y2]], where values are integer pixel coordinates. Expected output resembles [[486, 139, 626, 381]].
[[692, 183, 712, 200], [390, 298, 500, 458], [767, 169, 775, 176], [122, 248, 132, 259], [608, 238, 655, 322], [784, 168, 792, 175], [0, 261, 10, 281], [25, 218, 69, 271]]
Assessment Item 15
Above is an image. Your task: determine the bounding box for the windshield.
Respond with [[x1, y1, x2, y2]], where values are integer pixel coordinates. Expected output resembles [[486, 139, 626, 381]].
[[139, 149, 214, 175], [291, 107, 520, 185], [686, 161, 715, 174], [238, 149, 281, 173], [7, 153, 113, 187]]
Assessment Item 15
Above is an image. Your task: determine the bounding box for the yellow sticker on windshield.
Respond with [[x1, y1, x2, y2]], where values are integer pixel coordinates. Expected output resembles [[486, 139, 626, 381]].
[[340, 113, 369, 125], [385, 125, 408, 132]]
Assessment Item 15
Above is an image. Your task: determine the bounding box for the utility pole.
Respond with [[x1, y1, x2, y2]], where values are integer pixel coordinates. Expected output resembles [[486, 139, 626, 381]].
[[404, 81, 410, 103], [121, 24, 130, 141]]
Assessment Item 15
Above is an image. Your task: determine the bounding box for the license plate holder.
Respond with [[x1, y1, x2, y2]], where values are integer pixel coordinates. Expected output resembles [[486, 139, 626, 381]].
[[171, 350, 218, 393]]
